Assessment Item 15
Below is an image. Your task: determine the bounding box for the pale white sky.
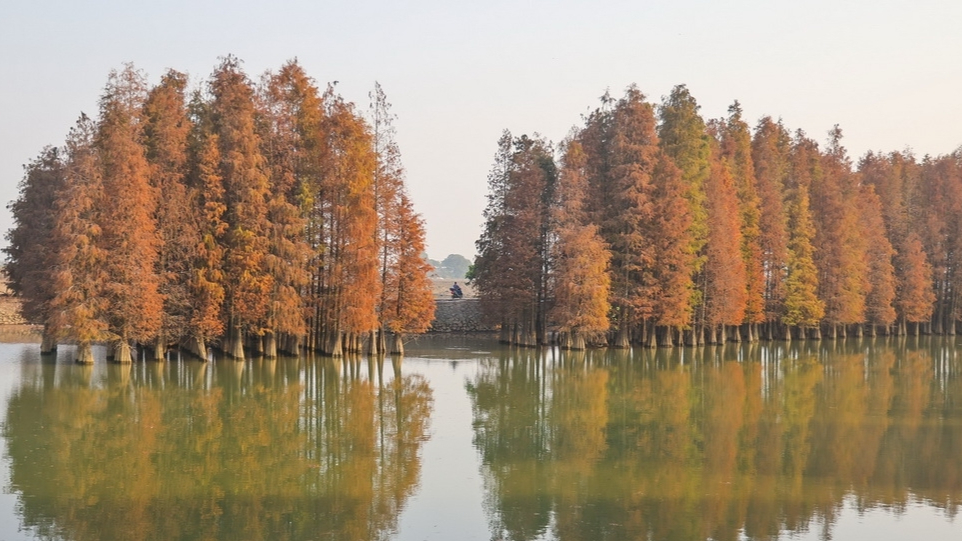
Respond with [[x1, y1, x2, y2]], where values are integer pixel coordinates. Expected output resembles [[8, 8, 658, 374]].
[[2, 0, 961, 261]]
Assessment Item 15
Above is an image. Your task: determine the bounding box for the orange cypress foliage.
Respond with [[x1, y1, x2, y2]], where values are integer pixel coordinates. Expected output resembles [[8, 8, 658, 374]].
[[383, 193, 435, 336], [255, 61, 326, 352], [702, 146, 747, 328], [259, 61, 316, 354], [719, 103, 765, 326], [142, 69, 198, 357], [48, 114, 109, 363], [207, 57, 274, 357], [648, 152, 695, 329], [95, 65, 163, 361], [896, 233, 936, 323], [751, 117, 791, 326], [320, 93, 380, 348], [369, 82, 411, 351], [860, 151, 937, 328], [795, 128, 867, 329], [187, 132, 227, 354], [915, 154, 962, 329], [819, 128, 869, 326], [366, 83, 435, 350], [577, 87, 694, 344], [858, 185, 897, 327], [550, 139, 611, 347]]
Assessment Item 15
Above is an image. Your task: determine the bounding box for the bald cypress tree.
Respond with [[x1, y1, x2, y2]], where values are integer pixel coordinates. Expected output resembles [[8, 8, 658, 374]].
[[719, 102, 765, 340], [4, 147, 67, 353], [782, 185, 824, 336], [751, 117, 792, 339], [95, 65, 163, 363], [382, 193, 436, 354], [186, 127, 227, 360], [142, 69, 198, 360], [658, 85, 711, 343], [915, 154, 962, 334], [859, 185, 897, 332], [551, 139, 611, 349], [367, 83, 435, 354], [206, 57, 273, 359], [474, 133, 556, 346], [576, 87, 693, 347], [594, 87, 661, 346], [259, 61, 315, 357], [702, 143, 747, 343], [48, 114, 109, 363], [812, 127, 869, 337], [860, 151, 936, 334], [317, 92, 380, 354]]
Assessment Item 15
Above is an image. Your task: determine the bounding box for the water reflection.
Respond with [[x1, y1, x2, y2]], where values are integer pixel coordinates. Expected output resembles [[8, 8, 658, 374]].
[[467, 337, 962, 541], [2, 351, 432, 541]]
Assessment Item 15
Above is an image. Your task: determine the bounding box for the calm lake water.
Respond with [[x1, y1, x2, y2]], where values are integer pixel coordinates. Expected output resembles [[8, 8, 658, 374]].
[[0, 334, 960, 540]]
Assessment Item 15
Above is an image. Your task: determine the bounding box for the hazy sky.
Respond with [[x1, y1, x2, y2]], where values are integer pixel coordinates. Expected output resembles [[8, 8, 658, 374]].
[[2, 0, 961, 261]]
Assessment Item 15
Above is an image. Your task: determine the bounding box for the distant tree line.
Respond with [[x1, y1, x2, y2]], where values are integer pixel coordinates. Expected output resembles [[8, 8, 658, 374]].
[[5, 58, 435, 363], [427, 253, 471, 279], [474, 85, 953, 348]]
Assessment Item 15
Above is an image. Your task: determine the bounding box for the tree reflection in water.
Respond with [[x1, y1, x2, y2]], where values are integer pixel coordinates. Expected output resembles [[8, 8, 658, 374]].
[[3, 352, 432, 541], [466, 337, 962, 541]]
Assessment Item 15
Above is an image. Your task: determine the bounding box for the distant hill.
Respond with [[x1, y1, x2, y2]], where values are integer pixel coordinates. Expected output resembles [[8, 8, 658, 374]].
[[427, 253, 472, 279]]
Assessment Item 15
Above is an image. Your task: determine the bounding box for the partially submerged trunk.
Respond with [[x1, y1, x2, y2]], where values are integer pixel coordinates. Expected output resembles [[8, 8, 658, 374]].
[[185, 336, 209, 362], [227, 323, 245, 360], [389, 333, 404, 355], [76, 341, 94, 364], [112, 339, 133, 364], [153, 335, 166, 362], [264, 331, 277, 358], [40, 324, 57, 355]]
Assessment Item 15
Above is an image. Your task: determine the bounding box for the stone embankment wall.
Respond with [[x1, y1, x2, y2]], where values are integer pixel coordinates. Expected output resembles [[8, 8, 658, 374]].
[[430, 299, 496, 333]]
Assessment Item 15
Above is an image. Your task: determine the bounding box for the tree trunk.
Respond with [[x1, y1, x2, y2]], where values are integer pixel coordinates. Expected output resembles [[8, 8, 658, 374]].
[[186, 336, 209, 361], [113, 339, 133, 364], [228, 323, 245, 360], [706, 325, 717, 345], [153, 335, 166, 362], [612, 320, 630, 349], [377, 329, 387, 355], [76, 341, 94, 364], [264, 331, 277, 358], [327, 330, 343, 357], [571, 332, 586, 350], [499, 320, 511, 344], [40, 324, 57, 355], [683, 328, 696, 347], [658, 326, 674, 348], [389, 333, 404, 355]]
